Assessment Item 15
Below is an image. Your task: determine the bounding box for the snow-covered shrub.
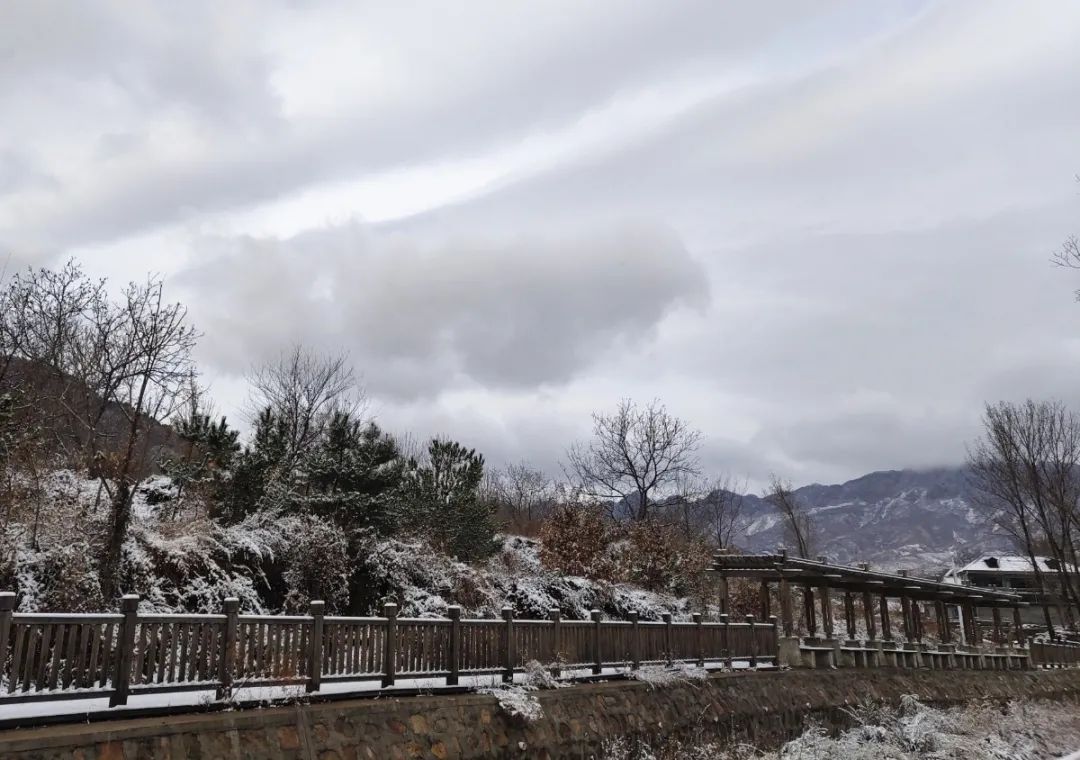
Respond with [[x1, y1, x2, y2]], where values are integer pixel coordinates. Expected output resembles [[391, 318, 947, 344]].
[[478, 659, 563, 723], [538, 504, 611, 579], [19, 540, 103, 612], [628, 662, 708, 689], [283, 515, 350, 613], [478, 683, 544, 722], [521, 659, 565, 690], [608, 522, 712, 596]]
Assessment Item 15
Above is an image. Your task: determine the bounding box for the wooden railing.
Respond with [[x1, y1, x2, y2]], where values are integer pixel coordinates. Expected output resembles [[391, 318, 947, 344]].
[[0, 593, 776, 706], [1030, 639, 1080, 668]]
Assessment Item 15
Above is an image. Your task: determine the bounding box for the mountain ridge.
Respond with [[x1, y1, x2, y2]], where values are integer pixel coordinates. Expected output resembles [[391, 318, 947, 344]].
[[734, 465, 1008, 572]]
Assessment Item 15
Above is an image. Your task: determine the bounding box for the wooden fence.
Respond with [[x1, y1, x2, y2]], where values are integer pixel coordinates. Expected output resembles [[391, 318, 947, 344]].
[[0, 593, 777, 706], [1030, 639, 1080, 668]]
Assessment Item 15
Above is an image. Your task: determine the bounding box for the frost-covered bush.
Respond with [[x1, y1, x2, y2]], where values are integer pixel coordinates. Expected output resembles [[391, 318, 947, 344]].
[[282, 515, 350, 613], [608, 522, 712, 596], [17, 540, 104, 612], [540, 507, 712, 597], [355, 534, 690, 621], [539, 504, 611, 579], [477, 659, 563, 723], [602, 696, 1080, 759], [628, 662, 708, 689]]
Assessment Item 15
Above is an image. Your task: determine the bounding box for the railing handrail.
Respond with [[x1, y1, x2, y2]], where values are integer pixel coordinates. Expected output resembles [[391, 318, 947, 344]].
[[0, 594, 779, 713]]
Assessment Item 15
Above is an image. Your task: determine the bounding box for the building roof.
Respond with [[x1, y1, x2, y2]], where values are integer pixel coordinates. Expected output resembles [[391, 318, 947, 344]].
[[949, 555, 1078, 576]]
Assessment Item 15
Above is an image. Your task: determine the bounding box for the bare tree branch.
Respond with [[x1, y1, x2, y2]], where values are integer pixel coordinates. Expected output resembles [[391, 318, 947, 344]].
[[565, 398, 702, 521]]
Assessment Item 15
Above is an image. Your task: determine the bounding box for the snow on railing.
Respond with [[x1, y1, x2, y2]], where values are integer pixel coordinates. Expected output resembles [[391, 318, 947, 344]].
[[0, 592, 775, 707]]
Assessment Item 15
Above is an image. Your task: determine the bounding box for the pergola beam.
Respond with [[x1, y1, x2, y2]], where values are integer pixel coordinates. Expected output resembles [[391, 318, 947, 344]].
[[711, 554, 1024, 607]]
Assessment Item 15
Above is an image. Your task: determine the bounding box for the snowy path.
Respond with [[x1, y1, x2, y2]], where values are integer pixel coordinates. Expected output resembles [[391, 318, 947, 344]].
[[0, 660, 768, 727]]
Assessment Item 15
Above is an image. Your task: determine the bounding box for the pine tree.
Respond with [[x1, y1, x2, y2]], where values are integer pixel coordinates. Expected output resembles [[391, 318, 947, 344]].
[[298, 413, 404, 533], [165, 409, 240, 504], [403, 438, 497, 561], [215, 408, 289, 523]]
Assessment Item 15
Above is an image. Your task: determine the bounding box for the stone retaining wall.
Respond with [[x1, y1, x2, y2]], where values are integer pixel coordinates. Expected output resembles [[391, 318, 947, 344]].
[[2, 669, 1080, 759]]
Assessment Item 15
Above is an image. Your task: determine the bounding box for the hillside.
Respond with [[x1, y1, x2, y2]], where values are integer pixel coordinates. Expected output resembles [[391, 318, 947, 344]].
[[736, 467, 1009, 570]]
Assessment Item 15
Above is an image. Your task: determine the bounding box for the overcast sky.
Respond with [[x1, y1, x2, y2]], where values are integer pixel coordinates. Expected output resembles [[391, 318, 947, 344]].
[[3, 1, 1080, 488]]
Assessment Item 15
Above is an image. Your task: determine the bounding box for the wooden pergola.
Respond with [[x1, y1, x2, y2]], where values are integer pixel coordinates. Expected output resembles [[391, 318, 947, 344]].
[[711, 552, 1028, 647]]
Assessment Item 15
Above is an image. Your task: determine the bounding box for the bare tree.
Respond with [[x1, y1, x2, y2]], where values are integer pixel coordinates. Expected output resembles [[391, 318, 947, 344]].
[[765, 475, 815, 559], [0, 260, 116, 464], [485, 461, 553, 526], [700, 475, 747, 549], [566, 398, 702, 522], [967, 400, 1080, 632], [99, 277, 199, 598], [246, 345, 365, 472]]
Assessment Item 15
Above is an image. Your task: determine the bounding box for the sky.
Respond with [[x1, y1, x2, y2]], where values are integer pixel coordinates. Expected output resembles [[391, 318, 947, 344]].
[[2, 1, 1080, 489]]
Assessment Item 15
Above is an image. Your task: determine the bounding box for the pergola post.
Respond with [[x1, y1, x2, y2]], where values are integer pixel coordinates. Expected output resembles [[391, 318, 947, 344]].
[[991, 607, 1003, 647], [900, 596, 913, 641], [878, 593, 891, 641], [759, 580, 771, 622], [859, 591, 876, 639], [717, 574, 730, 617], [819, 585, 834, 639], [779, 575, 795, 637], [802, 584, 818, 637], [1012, 606, 1026, 648], [843, 592, 857, 640], [936, 601, 950, 644], [964, 602, 980, 645]]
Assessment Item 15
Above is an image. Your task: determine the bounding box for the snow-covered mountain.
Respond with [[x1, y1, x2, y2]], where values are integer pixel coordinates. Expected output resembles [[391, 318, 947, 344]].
[[736, 467, 1009, 572]]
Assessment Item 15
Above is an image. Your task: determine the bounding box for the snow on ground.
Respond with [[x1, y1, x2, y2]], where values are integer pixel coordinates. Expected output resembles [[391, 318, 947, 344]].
[[0, 660, 768, 725], [603, 695, 1080, 759]]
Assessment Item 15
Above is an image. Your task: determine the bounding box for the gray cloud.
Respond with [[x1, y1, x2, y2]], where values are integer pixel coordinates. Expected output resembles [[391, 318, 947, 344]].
[[0, 1, 876, 250], [3, 1, 1080, 487], [177, 222, 708, 399]]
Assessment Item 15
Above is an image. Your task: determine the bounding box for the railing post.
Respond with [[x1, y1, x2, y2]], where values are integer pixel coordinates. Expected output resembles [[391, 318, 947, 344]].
[[0, 592, 13, 685], [662, 613, 673, 666], [447, 606, 461, 686], [109, 594, 140, 707], [629, 611, 640, 671], [590, 609, 602, 675], [720, 613, 732, 668], [502, 606, 515, 683], [746, 614, 758, 668], [306, 600, 325, 693], [382, 602, 398, 688], [217, 597, 240, 700], [549, 608, 562, 677], [693, 613, 704, 667]]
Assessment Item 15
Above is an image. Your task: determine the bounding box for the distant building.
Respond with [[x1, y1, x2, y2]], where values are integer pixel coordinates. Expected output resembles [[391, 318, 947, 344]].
[[943, 555, 1076, 628]]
